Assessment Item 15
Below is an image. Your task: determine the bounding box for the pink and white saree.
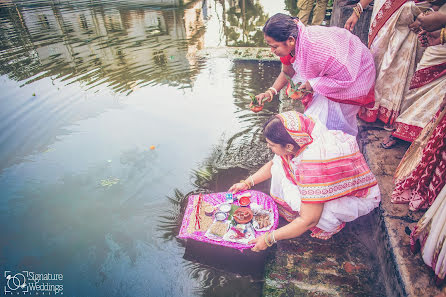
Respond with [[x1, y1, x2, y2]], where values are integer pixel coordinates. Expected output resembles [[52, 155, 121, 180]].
[[269, 111, 381, 239], [290, 20, 376, 136]]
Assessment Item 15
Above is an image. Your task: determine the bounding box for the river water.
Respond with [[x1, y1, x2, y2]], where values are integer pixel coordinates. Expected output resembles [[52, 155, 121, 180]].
[[0, 0, 301, 296]]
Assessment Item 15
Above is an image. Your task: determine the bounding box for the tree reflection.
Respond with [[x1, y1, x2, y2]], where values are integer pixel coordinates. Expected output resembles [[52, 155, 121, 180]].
[[0, 1, 206, 93], [222, 0, 269, 47]]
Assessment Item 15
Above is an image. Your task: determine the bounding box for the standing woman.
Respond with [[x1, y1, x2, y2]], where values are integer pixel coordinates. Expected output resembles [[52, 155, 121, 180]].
[[255, 13, 375, 137], [344, 0, 431, 137], [391, 95, 446, 285]]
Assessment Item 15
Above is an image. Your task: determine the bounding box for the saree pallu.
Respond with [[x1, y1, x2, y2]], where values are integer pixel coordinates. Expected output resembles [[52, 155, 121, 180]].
[[392, 107, 446, 210], [358, 0, 424, 125], [270, 154, 381, 239], [410, 184, 446, 285]]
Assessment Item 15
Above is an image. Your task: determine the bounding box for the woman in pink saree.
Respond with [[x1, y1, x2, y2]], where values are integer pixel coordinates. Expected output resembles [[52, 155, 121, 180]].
[[254, 13, 375, 137], [229, 111, 381, 252]]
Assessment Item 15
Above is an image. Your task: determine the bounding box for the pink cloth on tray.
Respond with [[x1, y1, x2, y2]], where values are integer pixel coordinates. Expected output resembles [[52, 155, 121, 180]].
[[178, 190, 279, 251]]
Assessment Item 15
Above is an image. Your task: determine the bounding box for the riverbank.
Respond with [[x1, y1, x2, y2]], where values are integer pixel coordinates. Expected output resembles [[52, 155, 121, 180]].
[[196, 47, 444, 297]]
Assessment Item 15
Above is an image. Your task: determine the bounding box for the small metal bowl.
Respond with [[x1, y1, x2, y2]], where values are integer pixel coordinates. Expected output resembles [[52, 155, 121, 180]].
[[218, 203, 231, 213], [214, 211, 228, 221]]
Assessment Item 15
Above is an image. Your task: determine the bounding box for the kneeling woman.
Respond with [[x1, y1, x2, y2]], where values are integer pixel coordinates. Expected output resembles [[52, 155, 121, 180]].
[[229, 111, 381, 252]]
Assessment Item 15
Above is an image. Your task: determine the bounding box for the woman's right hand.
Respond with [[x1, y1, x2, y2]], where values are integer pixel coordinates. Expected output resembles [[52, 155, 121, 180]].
[[254, 92, 272, 106], [344, 13, 359, 32], [409, 19, 422, 33], [228, 182, 249, 194]]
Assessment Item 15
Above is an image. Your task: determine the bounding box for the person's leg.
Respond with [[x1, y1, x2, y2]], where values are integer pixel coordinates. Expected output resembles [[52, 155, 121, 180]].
[[311, 0, 329, 25], [297, 0, 313, 25]]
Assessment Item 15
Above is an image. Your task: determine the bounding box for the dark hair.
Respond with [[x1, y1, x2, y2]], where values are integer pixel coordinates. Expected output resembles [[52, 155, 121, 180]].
[[263, 116, 297, 147], [263, 13, 299, 42]]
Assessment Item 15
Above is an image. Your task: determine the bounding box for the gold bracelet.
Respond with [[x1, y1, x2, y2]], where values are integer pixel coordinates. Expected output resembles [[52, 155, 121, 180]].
[[353, 6, 361, 18], [264, 232, 273, 247], [440, 28, 443, 44], [240, 180, 251, 189]]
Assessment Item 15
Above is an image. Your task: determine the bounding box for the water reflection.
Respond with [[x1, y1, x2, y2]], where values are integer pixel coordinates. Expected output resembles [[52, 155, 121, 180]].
[[0, 0, 298, 94], [0, 0, 298, 296], [0, 0, 207, 93]]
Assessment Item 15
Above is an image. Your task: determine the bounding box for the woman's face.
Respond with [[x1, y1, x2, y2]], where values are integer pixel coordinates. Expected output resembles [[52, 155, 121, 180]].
[[264, 34, 295, 57], [265, 138, 291, 156]]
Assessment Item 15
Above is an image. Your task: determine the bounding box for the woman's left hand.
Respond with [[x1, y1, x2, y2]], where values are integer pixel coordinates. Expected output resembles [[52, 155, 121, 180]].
[[249, 234, 269, 252], [418, 29, 441, 47], [298, 81, 313, 93]]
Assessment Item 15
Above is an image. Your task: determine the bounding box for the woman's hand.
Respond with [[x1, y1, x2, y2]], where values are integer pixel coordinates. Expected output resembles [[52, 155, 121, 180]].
[[228, 182, 249, 194], [254, 92, 272, 106], [409, 19, 422, 33], [298, 81, 313, 93], [417, 11, 446, 32], [344, 13, 359, 32], [249, 233, 269, 252], [418, 29, 441, 47]]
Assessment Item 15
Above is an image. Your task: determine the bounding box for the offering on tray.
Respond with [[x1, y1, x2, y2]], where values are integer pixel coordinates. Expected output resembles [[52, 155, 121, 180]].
[[223, 224, 255, 244], [250, 202, 263, 215], [218, 203, 231, 213], [214, 211, 227, 221], [186, 200, 215, 234], [204, 205, 215, 216], [206, 221, 229, 241], [239, 195, 251, 207], [252, 210, 273, 231], [178, 190, 279, 251], [233, 207, 253, 224]]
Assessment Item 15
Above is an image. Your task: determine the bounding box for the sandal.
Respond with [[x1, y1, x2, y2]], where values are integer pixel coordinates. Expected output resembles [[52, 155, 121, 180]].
[[381, 135, 398, 149], [383, 124, 395, 131]]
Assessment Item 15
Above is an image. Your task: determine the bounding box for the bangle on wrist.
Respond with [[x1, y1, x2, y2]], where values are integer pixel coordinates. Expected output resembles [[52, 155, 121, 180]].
[[440, 28, 443, 45], [271, 230, 277, 243], [249, 175, 255, 187], [353, 6, 361, 18], [264, 232, 273, 247], [265, 90, 274, 101], [357, 2, 363, 12], [268, 87, 278, 95], [240, 180, 251, 189]]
